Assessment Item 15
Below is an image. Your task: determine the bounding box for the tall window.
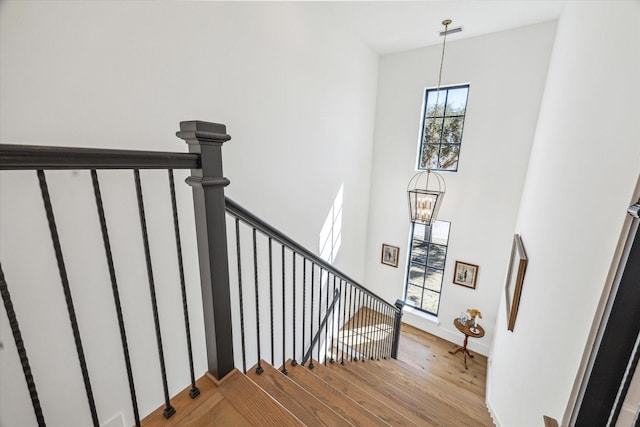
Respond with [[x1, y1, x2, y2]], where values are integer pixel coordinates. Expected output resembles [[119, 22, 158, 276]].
[[405, 221, 450, 315], [418, 85, 469, 171]]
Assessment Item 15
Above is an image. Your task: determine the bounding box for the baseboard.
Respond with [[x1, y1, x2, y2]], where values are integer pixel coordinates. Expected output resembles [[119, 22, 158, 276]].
[[486, 359, 502, 427]]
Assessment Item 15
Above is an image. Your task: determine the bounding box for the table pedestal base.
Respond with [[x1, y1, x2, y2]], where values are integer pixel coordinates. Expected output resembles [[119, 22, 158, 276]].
[[449, 335, 475, 369]]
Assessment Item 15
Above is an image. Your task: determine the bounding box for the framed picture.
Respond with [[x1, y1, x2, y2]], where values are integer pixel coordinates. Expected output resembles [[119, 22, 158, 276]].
[[505, 234, 528, 332], [381, 244, 399, 268], [453, 261, 479, 289]]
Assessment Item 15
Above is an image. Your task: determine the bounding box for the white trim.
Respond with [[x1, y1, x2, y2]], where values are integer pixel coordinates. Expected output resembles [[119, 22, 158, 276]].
[[403, 304, 440, 325]]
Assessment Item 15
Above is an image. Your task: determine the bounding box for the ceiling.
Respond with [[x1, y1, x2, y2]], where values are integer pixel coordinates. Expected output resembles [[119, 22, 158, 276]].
[[310, 1, 567, 55]]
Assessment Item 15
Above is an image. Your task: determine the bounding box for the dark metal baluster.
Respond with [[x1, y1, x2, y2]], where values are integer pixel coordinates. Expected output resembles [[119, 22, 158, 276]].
[[91, 170, 141, 425], [38, 170, 100, 426], [235, 218, 247, 374], [363, 295, 371, 360], [281, 245, 287, 375], [386, 306, 394, 358], [291, 251, 297, 366], [301, 259, 306, 366], [330, 275, 337, 363], [371, 299, 380, 360], [167, 170, 200, 399], [308, 263, 315, 369], [349, 287, 356, 362], [367, 296, 375, 360], [374, 300, 382, 360], [339, 279, 345, 365], [133, 170, 175, 419], [268, 238, 274, 366], [252, 229, 264, 375], [317, 267, 323, 364], [356, 290, 367, 362], [0, 264, 46, 427], [324, 272, 330, 366]]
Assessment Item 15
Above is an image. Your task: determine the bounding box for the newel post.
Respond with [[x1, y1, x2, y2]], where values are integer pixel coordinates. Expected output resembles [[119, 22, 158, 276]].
[[391, 299, 405, 359], [177, 121, 234, 380]]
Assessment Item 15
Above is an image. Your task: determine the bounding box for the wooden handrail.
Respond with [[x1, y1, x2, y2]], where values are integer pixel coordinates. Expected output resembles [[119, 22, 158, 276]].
[[0, 144, 200, 170]]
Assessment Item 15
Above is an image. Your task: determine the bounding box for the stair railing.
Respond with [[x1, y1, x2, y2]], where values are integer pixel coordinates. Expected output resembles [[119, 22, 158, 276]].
[[0, 120, 404, 427], [225, 193, 402, 375]]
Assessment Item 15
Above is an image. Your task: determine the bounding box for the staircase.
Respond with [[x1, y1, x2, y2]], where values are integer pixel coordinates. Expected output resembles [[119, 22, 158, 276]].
[[142, 323, 495, 427]]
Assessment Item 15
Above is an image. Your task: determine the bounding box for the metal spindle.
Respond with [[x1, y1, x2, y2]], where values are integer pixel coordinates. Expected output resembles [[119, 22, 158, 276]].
[[330, 275, 337, 363], [339, 279, 346, 365], [367, 296, 375, 360], [235, 218, 247, 374], [91, 170, 141, 425], [252, 229, 264, 375], [167, 170, 200, 399], [324, 272, 330, 365], [317, 267, 323, 364], [301, 259, 306, 366], [386, 306, 393, 358], [308, 263, 315, 369], [291, 251, 297, 366], [0, 264, 46, 427], [375, 300, 382, 359], [38, 170, 100, 426], [363, 295, 371, 360], [355, 291, 363, 362], [268, 238, 274, 366], [133, 170, 175, 419], [348, 286, 355, 362], [281, 245, 287, 375]]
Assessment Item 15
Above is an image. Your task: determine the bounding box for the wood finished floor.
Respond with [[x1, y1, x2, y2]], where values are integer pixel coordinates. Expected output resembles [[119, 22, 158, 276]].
[[396, 322, 494, 426]]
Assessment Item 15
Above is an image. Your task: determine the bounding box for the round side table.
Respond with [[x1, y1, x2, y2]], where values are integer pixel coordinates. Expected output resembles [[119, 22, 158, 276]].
[[449, 318, 485, 369]]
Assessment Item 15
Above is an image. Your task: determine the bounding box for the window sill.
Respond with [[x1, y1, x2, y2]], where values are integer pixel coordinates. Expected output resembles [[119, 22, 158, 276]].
[[403, 305, 440, 325]]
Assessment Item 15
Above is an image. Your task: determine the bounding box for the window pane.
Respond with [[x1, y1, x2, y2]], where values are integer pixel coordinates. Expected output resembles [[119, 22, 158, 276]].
[[445, 87, 469, 116], [406, 285, 423, 307], [412, 223, 427, 241], [425, 90, 446, 117], [427, 244, 446, 269], [424, 268, 443, 292], [423, 118, 443, 144], [410, 240, 428, 265], [408, 263, 425, 287], [420, 144, 440, 169], [442, 117, 464, 144], [421, 289, 440, 314], [438, 144, 460, 171], [431, 221, 450, 245]]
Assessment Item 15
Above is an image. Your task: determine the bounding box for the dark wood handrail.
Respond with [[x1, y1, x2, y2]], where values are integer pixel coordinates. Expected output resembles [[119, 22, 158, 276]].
[[0, 144, 200, 170], [225, 197, 399, 314]]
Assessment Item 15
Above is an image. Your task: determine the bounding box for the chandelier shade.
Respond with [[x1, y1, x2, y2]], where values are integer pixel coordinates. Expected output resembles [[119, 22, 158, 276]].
[[407, 170, 445, 226]]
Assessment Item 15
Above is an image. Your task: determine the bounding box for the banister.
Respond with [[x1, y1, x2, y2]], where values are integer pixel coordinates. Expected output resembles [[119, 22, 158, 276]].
[[225, 197, 399, 313], [0, 144, 200, 170]]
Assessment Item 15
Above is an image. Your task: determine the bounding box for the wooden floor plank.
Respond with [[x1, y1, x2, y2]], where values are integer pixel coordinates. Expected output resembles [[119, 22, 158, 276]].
[[284, 360, 391, 427], [308, 361, 420, 427], [247, 361, 353, 426]]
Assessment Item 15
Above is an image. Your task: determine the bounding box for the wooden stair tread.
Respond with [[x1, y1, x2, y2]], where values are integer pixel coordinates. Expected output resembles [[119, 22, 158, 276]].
[[342, 359, 485, 427], [308, 361, 420, 427], [219, 368, 303, 426], [284, 360, 391, 427], [175, 392, 253, 427], [247, 361, 352, 426]]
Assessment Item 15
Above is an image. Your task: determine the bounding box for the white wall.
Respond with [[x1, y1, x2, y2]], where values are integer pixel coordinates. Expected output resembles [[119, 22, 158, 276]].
[[364, 22, 557, 356], [487, 2, 640, 426], [0, 2, 378, 426]]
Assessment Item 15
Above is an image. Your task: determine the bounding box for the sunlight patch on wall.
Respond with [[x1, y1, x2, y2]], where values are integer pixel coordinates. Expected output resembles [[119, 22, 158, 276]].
[[319, 184, 343, 264]]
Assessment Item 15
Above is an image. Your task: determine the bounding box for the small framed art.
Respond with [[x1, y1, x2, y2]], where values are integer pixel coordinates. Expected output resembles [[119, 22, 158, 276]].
[[453, 261, 479, 289], [381, 244, 399, 268]]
